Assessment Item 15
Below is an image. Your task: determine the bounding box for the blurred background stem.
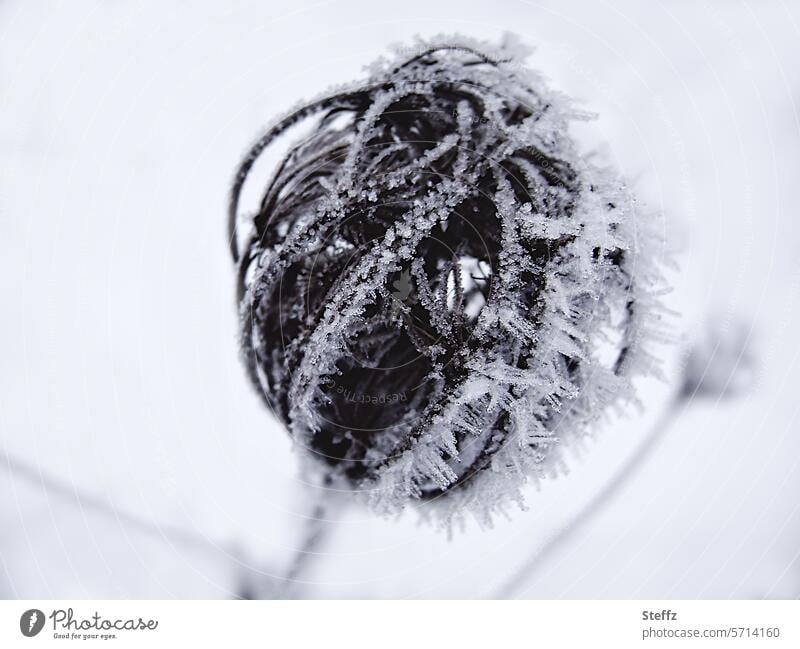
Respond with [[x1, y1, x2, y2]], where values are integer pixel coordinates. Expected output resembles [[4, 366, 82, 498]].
[[273, 498, 335, 599], [494, 391, 684, 599]]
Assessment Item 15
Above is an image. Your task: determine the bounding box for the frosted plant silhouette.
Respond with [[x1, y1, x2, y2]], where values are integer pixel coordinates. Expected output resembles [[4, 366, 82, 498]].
[[229, 34, 667, 527]]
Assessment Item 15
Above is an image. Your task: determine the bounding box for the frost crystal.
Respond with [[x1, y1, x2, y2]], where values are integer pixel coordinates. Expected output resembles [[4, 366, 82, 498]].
[[229, 34, 667, 527]]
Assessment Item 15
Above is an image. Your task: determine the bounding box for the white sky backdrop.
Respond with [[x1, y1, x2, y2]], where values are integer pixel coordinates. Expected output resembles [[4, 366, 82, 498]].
[[1, 0, 799, 598]]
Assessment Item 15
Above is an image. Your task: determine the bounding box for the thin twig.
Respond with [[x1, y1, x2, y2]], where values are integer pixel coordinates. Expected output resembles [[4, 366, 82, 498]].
[[274, 498, 336, 599], [0, 451, 259, 570], [494, 392, 684, 599]]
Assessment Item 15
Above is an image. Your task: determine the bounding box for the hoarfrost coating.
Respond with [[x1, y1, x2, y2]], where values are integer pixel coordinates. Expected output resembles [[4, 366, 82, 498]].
[[229, 34, 669, 527]]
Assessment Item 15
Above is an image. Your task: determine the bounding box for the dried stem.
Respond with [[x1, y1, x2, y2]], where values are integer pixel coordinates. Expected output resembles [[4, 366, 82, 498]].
[[494, 391, 684, 599], [1, 451, 265, 579], [274, 496, 337, 599]]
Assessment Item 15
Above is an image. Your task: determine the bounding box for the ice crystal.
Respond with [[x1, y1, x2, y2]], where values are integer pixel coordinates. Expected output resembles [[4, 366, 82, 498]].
[[229, 34, 668, 527]]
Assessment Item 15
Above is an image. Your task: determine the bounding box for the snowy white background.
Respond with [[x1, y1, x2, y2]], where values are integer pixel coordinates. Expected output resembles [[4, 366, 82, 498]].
[[1, 0, 799, 598]]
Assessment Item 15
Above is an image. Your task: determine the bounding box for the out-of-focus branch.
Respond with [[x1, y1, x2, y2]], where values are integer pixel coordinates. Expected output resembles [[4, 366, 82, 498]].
[[0, 451, 267, 581], [495, 317, 756, 599], [494, 392, 682, 599], [274, 501, 333, 599]]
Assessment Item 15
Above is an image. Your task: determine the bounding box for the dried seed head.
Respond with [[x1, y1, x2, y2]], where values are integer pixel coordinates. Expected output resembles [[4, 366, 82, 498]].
[[230, 34, 667, 526], [680, 316, 756, 400]]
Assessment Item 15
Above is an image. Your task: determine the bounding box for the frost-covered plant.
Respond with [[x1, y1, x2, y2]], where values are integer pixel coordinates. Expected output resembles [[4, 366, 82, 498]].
[[229, 34, 666, 526]]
